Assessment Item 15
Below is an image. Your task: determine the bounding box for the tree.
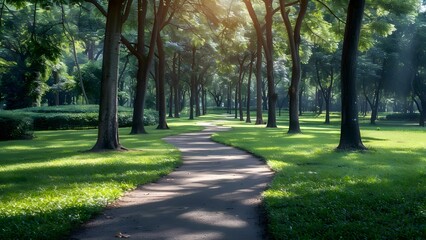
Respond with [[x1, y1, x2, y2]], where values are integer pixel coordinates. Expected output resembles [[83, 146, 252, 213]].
[[91, 0, 132, 151], [337, 0, 367, 150], [244, 0, 276, 127], [0, 3, 62, 109], [279, 0, 307, 133], [411, 10, 426, 126]]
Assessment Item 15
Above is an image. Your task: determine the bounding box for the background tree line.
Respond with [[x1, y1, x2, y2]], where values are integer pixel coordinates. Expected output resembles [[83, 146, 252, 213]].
[[0, 0, 424, 150]]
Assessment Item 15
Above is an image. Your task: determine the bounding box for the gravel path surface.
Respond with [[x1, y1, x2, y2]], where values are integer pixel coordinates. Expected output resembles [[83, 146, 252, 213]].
[[71, 123, 273, 240]]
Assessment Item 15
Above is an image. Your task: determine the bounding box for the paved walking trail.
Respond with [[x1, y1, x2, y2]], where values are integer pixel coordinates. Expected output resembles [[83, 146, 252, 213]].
[[71, 123, 274, 240]]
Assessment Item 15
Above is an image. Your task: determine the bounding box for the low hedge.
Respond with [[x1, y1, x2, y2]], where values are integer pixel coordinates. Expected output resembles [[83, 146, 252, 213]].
[[0, 114, 33, 141], [386, 113, 420, 121], [0, 106, 159, 133]]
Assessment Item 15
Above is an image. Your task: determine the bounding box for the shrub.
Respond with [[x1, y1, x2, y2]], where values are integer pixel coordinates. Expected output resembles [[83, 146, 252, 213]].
[[0, 113, 33, 141], [385, 113, 420, 121], [1, 106, 159, 131]]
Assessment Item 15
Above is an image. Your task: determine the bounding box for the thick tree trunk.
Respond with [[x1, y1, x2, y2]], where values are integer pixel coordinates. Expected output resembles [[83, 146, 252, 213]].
[[265, 0, 277, 128], [337, 0, 367, 150], [92, 0, 125, 151], [131, 0, 156, 134], [156, 36, 169, 129]]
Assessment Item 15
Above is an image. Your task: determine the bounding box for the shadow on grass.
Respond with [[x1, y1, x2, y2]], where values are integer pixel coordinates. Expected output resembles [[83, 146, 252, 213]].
[[265, 178, 426, 239], [0, 122, 203, 239], [211, 120, 426, 239]]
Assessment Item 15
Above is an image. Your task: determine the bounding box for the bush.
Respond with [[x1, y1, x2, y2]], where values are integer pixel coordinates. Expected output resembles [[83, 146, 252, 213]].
[[0, 114, 33, 141], [385, 113, 420, 121], [1, 106, 159, 131]]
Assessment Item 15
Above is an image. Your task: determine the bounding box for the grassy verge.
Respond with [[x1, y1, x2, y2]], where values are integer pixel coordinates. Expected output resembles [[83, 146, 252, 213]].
[[0, 118, 202, 239], [209, 112, 426, 239]]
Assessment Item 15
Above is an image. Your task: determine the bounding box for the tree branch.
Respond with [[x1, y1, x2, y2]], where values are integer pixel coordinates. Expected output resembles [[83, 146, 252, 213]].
[[315, 0, 346, 24]]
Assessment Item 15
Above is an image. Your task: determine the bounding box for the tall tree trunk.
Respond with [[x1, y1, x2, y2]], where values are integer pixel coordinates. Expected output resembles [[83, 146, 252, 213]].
[[195, 85, 201, 117], [234, 85, 238, 119], [227, 86, 231, 114], [92, 0, 126, 151], [238, 78, 244, 121], [130, 0, 157, 134], [244, 0, 264, 125], [337, 0, 367, 150], [280, 0, 307, 134], [246, 53, 254, 123], [255, 42, 263, 124], [156, 36, 169, 129], [264, 0, 277, 128], [189, 46, 196, 120], [299, 86, 304, 116], [168, 84, 173, 117], [174, 52, 181, 118], [202, 86, 207, 115]]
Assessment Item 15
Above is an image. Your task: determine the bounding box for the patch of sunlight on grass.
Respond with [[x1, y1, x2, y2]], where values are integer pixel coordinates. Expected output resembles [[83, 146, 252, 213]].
[[0, 120, 203, 239], [210, 113, 426, 239]]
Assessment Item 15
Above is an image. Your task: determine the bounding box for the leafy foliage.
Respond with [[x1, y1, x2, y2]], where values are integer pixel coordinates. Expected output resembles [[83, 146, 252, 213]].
[[0, 113, 33, 141]]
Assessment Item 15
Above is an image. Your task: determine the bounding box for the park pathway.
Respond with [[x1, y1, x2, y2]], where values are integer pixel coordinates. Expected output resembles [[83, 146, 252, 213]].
[[71, 123, 274, 240]]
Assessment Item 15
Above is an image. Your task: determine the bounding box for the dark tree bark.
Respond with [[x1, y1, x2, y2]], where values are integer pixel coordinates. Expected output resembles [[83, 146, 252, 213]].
[[413, 97, 425, 127], [130, 0, 154, 134], [238, 55, 248, 121], [279, 0, 307, 133], [315, 62, 334, 124], [202, 87, 207, 115], [362, 60, 385, 125], [189, 46, 196, 120], [234, 85, 238, 119], [337, 0, 367, 150], [209, 89, 223, 107], [195, 83, 201, 117], [227, 86, 232, 114], [156, 35, 169, 129], [246, 52, 255, 123], [92, 0, 129, 151], [168, 84, 173, 117], [264, 0, 277, 128], [299, 86, 304, 116], [244, 0, 275, 127], [255, 41, 264, 124], [174, 52, 181, 118]]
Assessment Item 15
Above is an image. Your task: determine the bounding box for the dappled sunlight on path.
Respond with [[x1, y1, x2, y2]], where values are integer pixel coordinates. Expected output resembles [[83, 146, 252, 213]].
[[71, 123, 273, 240]]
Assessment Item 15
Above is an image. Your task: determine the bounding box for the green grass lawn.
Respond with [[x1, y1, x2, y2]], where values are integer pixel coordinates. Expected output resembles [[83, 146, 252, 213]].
[[209, 112, 426, 239], [0, 119, 202, 239], [1, 109, 425, 239]]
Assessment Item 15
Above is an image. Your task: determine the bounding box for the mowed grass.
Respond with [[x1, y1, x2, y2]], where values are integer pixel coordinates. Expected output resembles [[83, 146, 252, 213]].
[[0, 119, 202, 239], [210, 112, 426, 239]]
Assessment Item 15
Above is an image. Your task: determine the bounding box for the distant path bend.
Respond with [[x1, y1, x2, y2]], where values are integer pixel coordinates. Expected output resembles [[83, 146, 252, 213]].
[[72, 123, 274, 240]]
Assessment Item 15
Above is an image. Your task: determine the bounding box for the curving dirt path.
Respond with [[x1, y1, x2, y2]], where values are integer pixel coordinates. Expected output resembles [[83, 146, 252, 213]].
[[71, 123, 273, 240]]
